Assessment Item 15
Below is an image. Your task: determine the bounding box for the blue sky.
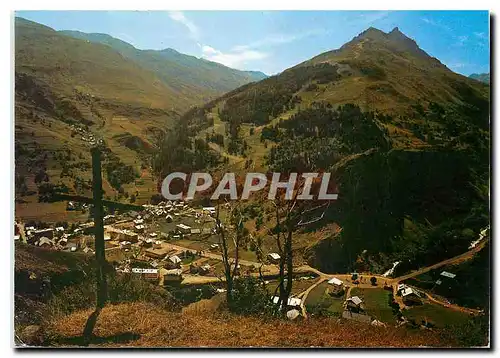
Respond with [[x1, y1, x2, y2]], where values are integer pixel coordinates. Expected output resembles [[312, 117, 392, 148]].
[[16, 10, 490, 76]]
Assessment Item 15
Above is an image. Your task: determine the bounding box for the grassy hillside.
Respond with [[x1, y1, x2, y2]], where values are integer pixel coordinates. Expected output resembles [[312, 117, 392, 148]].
[[60, 30, 267, 103], [12, 244, 458, 348], [159, 26, 489, 279], [45, 302, 459, 347], [14, 18, 182, 219], [16, 18, 183, 111]]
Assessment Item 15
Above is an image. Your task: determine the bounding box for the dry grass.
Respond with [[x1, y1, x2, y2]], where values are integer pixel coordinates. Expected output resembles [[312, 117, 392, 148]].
[[46, 302, 457, 348]]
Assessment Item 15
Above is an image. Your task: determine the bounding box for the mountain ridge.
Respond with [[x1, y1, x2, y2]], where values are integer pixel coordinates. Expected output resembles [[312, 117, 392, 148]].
[[469, 73, 490, 84], [58, 27, 268, 101], [60, 29, 267, 80]]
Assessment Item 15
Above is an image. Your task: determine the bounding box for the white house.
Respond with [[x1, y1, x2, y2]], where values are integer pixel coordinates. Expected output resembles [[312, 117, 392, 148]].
[[397, 283, 408, 293], [272, 296, 302, 307], [401, 287, 419, 298], [346, 296, 363, 311], [440, 271, 457, 279], [202, 207, 216, 216], [328, 277, 344, 286], [37, 237, 53, 248], [268, 252, 281, 263], [120, 241, 132, 249], [176, 224, 191, 234], [169, 255, 182, 265]]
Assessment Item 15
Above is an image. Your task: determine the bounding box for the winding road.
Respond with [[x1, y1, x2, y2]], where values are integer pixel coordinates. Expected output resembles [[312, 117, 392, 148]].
[[175, 235, 488, 317]]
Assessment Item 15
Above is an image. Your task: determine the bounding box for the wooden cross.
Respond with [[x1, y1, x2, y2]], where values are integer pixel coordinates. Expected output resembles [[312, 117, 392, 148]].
[[90, 147, 107, 309], [45, 147, 145, 342]]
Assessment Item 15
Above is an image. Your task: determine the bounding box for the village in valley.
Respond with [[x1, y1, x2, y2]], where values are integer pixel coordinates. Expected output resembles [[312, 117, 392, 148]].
[[13, 195, 489, 329]]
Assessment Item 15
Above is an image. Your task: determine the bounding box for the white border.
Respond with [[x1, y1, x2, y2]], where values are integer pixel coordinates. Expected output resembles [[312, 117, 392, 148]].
[[2, 1, 498, 357]]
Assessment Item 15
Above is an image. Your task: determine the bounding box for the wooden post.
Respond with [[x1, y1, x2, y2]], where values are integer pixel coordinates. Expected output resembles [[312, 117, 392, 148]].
[[82, 147, 108, 344], [91, 147, 107, 308]]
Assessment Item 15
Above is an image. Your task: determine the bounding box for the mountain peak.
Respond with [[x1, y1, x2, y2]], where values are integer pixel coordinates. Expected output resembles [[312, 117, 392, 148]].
[[342, 26, 431, 60]]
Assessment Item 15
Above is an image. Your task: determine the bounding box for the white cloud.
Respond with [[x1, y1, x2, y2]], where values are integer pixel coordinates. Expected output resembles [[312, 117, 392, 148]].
[[200, 44, 268, 69], [422, 17, 472, 48], [474, 32, 487, 39], [358, 11, 390, 25], [448, 62, 468, 70], [421, 17, 452, 32], [456, 35, 468, 46], [168, 11, 199, 39], [233, 30, 324, 52]]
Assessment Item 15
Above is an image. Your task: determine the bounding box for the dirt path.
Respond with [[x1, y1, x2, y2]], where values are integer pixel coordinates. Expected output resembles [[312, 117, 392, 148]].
[[421, 290, 482, 315], [297, 277, 327, 319], [112, 227, 487, 316], [393, 239, 488, 282]]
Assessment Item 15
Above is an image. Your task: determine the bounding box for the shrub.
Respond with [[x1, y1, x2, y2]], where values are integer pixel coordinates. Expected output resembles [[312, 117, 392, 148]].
[[228, 276, 275, 316]]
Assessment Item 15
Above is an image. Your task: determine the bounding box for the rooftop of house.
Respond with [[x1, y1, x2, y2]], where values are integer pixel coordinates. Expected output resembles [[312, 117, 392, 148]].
[[328, 277, 343, 286], [347, 296, 363, 305]]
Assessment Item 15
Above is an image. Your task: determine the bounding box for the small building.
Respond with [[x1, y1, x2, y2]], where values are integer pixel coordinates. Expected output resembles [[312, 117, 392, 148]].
[[55, 227, 65, 236], [83, 246, 94, 254], [103, 214, 116, 223], [120, 241, 132, 250], [132, 268, 159, 281], [210, 243, 219, 251], [135, 224, 145, 233], [165, 214, 173, 223], [162, 268, 183, 283], [328, 277, 344, 287], [199, 264, 211, 275], [401, 287, 422, 305], [168, 255, 182, 267], [267, 252, 281, 264], [125, 231, 139, 243], [149, 232, 158, 239], [190, 228, 201, 235], [37, 237, 53, 248], [153, 240, 162, 249], [327, 277, 344, 295], [345, 296, 363, 312], [397, 283, 408, 294], [33, 228, 54, 240], [272, 296, 302, 308], [202, 207, 216, 216], [176, 224, 191, 234], [440, 271, 456, 279]]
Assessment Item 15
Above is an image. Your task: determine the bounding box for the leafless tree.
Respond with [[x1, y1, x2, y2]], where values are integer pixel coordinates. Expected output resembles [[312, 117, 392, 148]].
[[214, 200, 246, 305], [266, 177, 326, 315]]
